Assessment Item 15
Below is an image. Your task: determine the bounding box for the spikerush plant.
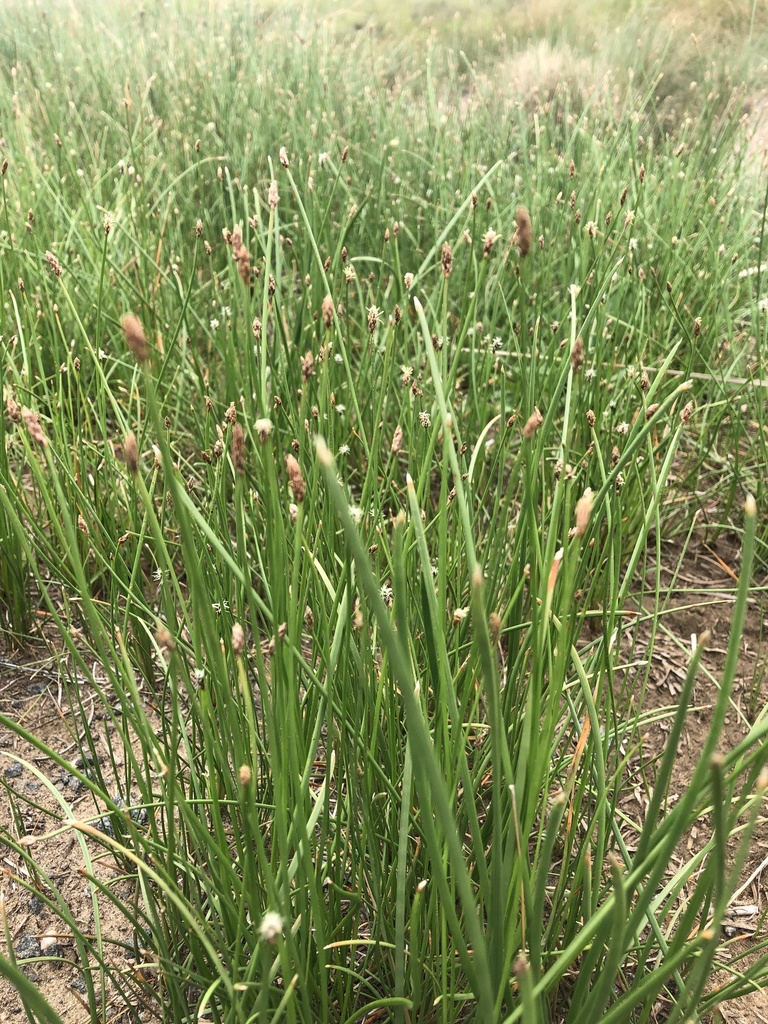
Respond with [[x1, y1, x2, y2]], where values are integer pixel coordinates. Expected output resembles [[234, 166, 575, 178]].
[[1, 0, 768, 1021]]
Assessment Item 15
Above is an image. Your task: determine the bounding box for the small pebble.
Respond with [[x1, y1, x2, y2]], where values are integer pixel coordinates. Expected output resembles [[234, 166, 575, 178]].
[[14, 933, 41, 960]]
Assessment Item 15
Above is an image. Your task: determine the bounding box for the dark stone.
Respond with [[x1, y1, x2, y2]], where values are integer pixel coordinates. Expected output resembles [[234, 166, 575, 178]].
[[74, 751, 99, 768], [28, 896, 44, 915], [4, 763, 23, 779], [92, 815, 115, 838], [14, 933, 41, 960]]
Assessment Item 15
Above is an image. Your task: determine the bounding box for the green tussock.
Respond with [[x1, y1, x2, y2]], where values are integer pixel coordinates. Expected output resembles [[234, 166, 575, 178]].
[[1, 1, 768, 1022]]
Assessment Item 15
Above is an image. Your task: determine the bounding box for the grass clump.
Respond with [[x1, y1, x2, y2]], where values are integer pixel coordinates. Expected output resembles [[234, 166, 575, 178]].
[[1, 1, 768, 1022]]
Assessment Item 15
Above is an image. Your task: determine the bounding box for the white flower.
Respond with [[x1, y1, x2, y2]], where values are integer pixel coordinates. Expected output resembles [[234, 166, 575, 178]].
[[349, 506, 363, 524], [210, 318, 220, 331], [338, 443, 350, 455], [259, 911, 283, 943]]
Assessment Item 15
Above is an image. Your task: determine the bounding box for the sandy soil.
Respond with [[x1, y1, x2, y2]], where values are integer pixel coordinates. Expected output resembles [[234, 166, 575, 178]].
[[1, 530, 767, 1022]]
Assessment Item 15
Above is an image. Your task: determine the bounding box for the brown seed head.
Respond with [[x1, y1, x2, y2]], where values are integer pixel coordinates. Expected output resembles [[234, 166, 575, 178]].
[[6, 394, 21, 424], [252, 316, 262, 341], [224, 401, 237, 425], [231, 423, 245, 475], [237, 255, 250, 285], [441, 241, 453, 278], [391, 424, 404, 454], [301, 350, 315, 380], [268, 179, 279, 209], [513, 207, 532, 257], [645, 403, 660, 420], [122, 313, 149, 364], [522, 406, 543, 439], [483, 228, 499, 257], [228, 224, 251, 284], [44, 250, 62, 277], [254, 418, 273, 443], [366, 305, 381, 334], [322, 294, 334, 330], [195, 218, 203, 238], [1, 159, 7, 176], [279, 146, 289, 169], [124, 431, 139, 474], [680, 400, 694, 424], [239, 764, 252, 786], [488, 612, 501, 644], [574, 488, 594, 538], [286, 454, 305, 502], [232, 622, 245, 656], [155, 624, 175, 649], [22, 408, 47, 446], [571, 336, 584, 373], [586, 409, 596, 428]]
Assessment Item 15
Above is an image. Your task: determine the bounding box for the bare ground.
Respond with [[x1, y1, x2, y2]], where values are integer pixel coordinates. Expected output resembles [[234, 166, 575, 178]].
[[1, 530, 767, 1022]]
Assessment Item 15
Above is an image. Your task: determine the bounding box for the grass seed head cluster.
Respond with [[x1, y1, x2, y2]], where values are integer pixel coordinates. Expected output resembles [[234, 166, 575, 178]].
[[0, 0, 767, 1022]]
